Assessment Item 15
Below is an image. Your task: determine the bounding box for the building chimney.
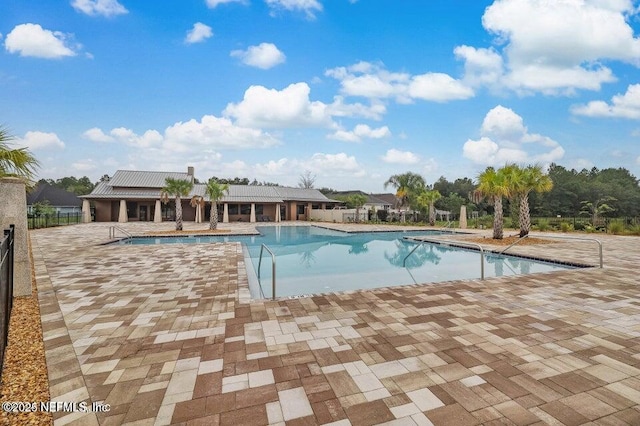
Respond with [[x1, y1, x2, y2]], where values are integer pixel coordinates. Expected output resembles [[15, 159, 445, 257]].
[[187, 166, 194, 176]]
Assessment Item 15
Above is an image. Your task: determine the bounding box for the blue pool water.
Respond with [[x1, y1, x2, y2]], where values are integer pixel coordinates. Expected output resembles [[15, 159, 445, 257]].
[[117, 226, 576, 298]]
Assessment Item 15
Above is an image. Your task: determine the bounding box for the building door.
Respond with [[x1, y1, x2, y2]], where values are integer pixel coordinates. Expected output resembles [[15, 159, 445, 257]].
[[139, 205, 148, 221], [280, 205, 286, 221]]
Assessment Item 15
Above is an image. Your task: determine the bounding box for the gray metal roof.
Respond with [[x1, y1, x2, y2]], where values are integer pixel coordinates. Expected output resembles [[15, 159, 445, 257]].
[[108, 170, 192, 188], [83, 174, 337, 204]]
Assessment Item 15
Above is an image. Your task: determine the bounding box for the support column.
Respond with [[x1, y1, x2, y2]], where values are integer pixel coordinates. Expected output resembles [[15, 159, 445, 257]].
[[459, 205, 467, 229], [154, 200, 162, 222], [275, 204, 281, 222], [223, 203, 229, 223], [195, 203, 201, 223], [118, 200, 128, 223], [307, 203, 312, 221], [0, 177, 32, 296], [82, 199, 91, 223], [250, 203, 256, 223]]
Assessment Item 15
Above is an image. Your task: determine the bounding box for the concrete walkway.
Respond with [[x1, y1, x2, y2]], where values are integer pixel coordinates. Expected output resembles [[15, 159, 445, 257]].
[[30, 222, 640, 425]]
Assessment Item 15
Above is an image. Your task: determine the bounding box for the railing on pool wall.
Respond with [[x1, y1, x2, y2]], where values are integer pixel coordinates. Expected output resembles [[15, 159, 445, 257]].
[[108, 225, 132, 240], [258, 244, 277, 300], [403, 237, 485, 280], [500, 234, 603, 268]]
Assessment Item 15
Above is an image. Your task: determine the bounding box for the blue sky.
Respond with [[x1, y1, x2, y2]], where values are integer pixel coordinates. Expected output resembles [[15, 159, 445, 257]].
[[2, 0, 640, 192]]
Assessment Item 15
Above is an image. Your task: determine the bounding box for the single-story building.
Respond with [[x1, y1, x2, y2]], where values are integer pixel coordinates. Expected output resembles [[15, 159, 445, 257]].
[[327, 190, 396, 212], [80, 167, 339, 223], [27, 182, 82, 214]]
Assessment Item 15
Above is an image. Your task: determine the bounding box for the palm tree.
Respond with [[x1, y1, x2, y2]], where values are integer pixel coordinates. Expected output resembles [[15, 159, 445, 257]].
[[205, 178, 229, 230], [475, 167, 511, 239], [190, 195, 205, 223], [384, 172, 426, 212], [416, 189, 442, 226], [160, 178, 194, 231], [506, 164, 553, 237], [0, 126, 39, 182], [348, 193, 368, 223]]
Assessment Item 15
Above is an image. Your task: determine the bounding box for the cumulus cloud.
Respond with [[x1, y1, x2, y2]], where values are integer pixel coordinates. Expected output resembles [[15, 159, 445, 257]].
[[381, 149, 420, 165], [4, 24, 79, 59], [185, 23, 213, 44], [456, 0, 640, 94], [265, 0, 323, 19], [325, 61, 473, 103], [463, 105, 565, 166], [571, 84, 640, 119], [14, 131, 65, 150], [329, 124, 391, 142], [71, 0, 128, 17], [224, 82, 383, 128], [206, 0, 248, 7], [83, 115, 279, 154], [230, 43, 285, 69], [72, 159, 98, 172]]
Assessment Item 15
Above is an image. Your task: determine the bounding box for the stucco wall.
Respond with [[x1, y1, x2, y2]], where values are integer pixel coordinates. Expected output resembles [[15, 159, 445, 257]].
[[0, 177, 32, 296]]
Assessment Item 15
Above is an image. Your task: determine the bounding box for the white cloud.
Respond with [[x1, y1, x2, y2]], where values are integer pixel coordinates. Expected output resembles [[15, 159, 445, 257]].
[[463, 105, 565, 166], [637, 156, 640, 165], [571, 84, 640, 119], [458, 0, 640, 94], [303, 153, 365, 176], [72, 159, 98, 172], [15, 131, 65, 150], [329, 124, 391, 142], [84, 115, 279, 155], [381, 149, 420, 165], [71, 0, 128, 17], [4, 24, 78, 59], [83, 127, 115, 142], [325, 62, 473, 103], [205, 0, 247, 7], [265, 0, 323, 19], [230, 43, 285, 69], [224, 82, 383, 129], [408, 73, 474, 102], [185, 23, 213, 44]]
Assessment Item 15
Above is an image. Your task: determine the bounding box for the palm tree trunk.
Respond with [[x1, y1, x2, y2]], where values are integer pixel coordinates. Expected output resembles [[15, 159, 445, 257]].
[[355, 207, 360, 223], [210, 202, 218, 230], [429, 203, 435, 226], [493, 196, 504, 240], [519, 193, 531, 237], [175, 196, 183, 231]]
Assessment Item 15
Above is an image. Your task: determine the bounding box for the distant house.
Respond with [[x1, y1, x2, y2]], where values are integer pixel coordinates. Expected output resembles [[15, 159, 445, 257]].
[[26, 183, 82, 214], [328, 191, 397, 211], [80, 167, 339, 223]]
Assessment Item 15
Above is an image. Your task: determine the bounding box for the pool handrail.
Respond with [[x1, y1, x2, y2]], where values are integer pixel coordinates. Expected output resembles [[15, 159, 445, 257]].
[[403, 237, 485, 280], [258, 244, 277, 300], [499, 234, 603, 268], [109, 225, 132, 239]]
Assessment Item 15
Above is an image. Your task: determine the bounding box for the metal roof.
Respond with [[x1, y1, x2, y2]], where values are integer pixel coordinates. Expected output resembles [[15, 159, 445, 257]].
[[82, 173, 337, 204], [108, 170, 192, 188]]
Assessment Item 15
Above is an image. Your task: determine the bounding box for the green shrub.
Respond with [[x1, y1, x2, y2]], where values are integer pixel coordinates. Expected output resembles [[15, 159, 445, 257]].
[[574, 221, 586, 231], [560, 222, 573, 233], [535, 219, 550, 231], [607, 220, 624, 235], [628, 225, 640, 236], [584, 225, 596, 233]]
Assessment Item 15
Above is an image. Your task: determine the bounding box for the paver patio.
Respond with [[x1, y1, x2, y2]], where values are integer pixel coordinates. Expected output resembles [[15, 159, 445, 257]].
[[28, 222, 640, 425]]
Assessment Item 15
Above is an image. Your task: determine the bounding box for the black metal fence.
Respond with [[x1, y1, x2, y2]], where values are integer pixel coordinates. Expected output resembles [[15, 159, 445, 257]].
[[0, 225, 15, 380], [27, 212, 83, 229]]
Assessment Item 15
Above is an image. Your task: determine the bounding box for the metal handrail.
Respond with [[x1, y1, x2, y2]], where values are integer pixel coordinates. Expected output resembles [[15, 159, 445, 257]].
[[258, 244, 276, 300], [108, 225, 132, 239], [404, 237, 485, 280], [499, 234, 603, 268], [441, 221, 454, 230]]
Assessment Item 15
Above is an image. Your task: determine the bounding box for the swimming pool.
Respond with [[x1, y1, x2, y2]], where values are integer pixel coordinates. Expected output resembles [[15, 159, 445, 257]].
[[116, 225, 577, 299]]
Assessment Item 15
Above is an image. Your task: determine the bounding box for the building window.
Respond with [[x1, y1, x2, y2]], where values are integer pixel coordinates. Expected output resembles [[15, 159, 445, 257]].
[[255, 204, 264, 215], [297, 204, 305, 215], [312, 204, 320, 210], [240, 204, 251, 215], [228, 204, 238, 215]]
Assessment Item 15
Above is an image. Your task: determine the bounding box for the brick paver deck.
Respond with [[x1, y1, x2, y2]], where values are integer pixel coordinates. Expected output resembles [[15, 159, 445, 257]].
[[28, 222, 640, 425]]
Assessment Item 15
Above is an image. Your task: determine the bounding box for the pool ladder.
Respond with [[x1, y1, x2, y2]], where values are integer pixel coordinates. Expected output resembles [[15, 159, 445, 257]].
[[258, 244, 277, 300], [403, 237, 486, 280], [499, 234, 603, 268], [108, 225, 132, 239]]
